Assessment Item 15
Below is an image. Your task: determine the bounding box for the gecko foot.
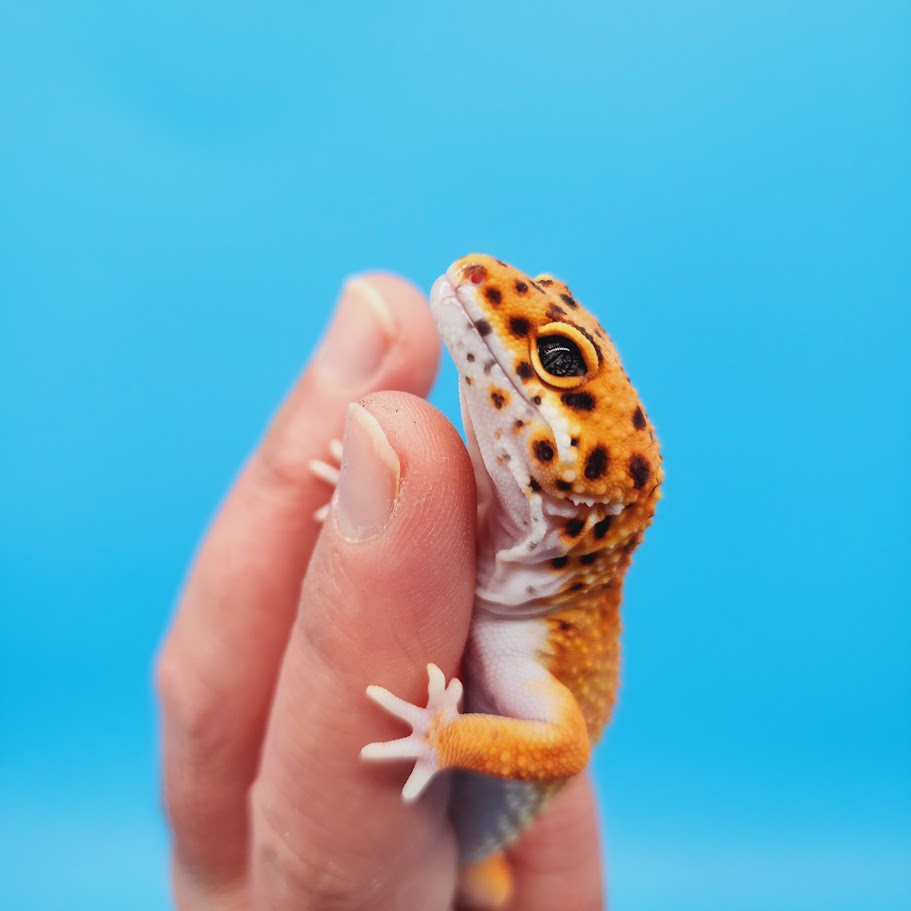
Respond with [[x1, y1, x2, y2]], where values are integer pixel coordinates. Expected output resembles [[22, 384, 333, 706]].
[[361, 663, 464, 802], [308, 437, 343, 522]]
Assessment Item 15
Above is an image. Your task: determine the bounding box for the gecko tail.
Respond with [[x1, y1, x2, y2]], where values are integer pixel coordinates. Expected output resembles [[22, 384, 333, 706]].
[[457, 851, 513, 910]]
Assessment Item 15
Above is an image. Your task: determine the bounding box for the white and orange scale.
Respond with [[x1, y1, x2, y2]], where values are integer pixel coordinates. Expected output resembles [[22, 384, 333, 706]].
[[356, 254, 662, 906]]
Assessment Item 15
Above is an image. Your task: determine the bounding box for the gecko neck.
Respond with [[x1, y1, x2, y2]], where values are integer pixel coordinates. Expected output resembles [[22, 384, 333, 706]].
[[472, 486, 626, 618]]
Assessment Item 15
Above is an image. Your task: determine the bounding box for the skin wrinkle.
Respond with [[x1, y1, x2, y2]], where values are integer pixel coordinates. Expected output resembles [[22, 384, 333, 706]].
[[254, 731, 447, 885], [158, 643, 235, 759], [161, 690, 254, 887], [347, 503, 470, 666], [260, 682, 390, 837], [253, 637, 453, 907], [298, 547, 363, 671], [253, 795, 387, 911], [314, 507, 472, 670], [254, 386, 348, 497], [303, 526, 470, 684], [299, 580, 439, 730], [158, 656, 260, 880]]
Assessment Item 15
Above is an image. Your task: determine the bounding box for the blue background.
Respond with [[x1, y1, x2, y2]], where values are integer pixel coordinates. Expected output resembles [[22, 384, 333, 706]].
[[2, 2, 909, 909]]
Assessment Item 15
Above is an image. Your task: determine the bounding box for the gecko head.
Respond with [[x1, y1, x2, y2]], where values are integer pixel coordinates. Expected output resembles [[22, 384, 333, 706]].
[[430, 254, 662, 517]]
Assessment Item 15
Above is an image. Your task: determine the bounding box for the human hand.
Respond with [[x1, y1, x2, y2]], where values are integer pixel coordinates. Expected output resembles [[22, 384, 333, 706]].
[[156, 275, 605, 910]]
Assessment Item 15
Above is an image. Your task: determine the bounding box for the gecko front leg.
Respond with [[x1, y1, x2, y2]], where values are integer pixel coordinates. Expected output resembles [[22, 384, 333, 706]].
[[361, 663, 465, 801], [361, 658, 590, 802]]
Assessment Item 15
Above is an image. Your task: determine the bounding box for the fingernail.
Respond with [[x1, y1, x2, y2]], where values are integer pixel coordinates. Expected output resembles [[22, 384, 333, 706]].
[[335, 403, 400, 541], [316, 277, 396, 386]]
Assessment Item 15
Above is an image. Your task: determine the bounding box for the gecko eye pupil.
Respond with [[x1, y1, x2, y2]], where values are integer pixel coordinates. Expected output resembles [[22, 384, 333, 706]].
[[536, 336, 586, 378]]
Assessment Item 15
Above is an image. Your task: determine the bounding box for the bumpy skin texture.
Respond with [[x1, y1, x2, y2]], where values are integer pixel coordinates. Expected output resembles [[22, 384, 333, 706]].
[[362, 254, 662, 906]]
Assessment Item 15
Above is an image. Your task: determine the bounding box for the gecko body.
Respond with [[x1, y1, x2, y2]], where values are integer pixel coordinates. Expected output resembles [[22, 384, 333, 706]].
[[361, 255, 662, 907]]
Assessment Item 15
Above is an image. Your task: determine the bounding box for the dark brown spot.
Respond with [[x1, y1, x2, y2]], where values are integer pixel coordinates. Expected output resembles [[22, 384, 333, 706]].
[[539, 278, 554, 286], [464, 376, 472, 385], [556, 479, 572, 491], [464, 263, 488, 284], [514, 419, 525, 429], [484, 286, 502, 305], [495, 258, 508, 266], [584, 446, 609, 480], [560, 293, 579, 308], [533, 439, 554, 462], [569, 582, 585, 592], [593, 516, 613, 539], [547, 304, 567, 320], [561, 391, 595, 412], [475, 319, 492, 337], [565, 518, 585, 537], [632, 406, 647, 430], [533, 395, 542, 405], [558, 619, 573, 631], [509, 316, 530, 337], [577, 325, 603, 364], [570, 437, 580, 447], [491, 391, 506, 410], [529, 477, 542, 492], [514, 279, 529, 294], [516, 361, 534, 380], [466, 353, 475, 363], [551, 556, 569, 569], [580, 552, 598, 565], [629, 454, 651, 489]]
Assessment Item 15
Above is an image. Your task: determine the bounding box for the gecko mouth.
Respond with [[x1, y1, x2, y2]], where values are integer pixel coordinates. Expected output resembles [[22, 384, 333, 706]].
[[429, 274, 536, 414]]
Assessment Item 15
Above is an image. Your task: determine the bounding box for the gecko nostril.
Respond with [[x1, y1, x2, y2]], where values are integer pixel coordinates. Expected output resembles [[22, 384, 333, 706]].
[[465, 263, 487, 285]]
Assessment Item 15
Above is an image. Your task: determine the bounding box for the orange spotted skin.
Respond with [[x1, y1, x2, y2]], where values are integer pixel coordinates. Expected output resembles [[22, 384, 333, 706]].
[[545, 579, 624, 741], [361, 254, 662, 905]]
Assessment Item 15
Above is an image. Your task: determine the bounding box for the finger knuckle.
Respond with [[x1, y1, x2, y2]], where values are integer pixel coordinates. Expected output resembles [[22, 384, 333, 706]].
[[254, 393, 323, 496], [250, 779, 382, 910], [156, 640, 234, 758]]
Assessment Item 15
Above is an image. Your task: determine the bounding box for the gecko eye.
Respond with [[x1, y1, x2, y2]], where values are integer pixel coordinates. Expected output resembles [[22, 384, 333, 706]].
[[530, 323, 597, 388], [536, 336, 586, 378]]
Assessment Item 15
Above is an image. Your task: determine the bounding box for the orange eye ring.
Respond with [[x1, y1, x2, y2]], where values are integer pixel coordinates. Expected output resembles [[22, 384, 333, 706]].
[[529, 323, 597, 388]]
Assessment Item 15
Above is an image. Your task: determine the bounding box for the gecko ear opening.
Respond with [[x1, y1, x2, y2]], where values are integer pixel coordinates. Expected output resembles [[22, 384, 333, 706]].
[[530, 323, 597, 389]]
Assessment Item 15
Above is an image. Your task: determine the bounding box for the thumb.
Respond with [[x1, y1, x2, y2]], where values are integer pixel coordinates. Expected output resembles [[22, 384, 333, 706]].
[[250, 392, 477, 910]]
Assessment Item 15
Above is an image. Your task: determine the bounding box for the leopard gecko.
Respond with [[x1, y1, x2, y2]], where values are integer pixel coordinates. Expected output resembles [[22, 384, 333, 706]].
[[349, 254, 662, 907]]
